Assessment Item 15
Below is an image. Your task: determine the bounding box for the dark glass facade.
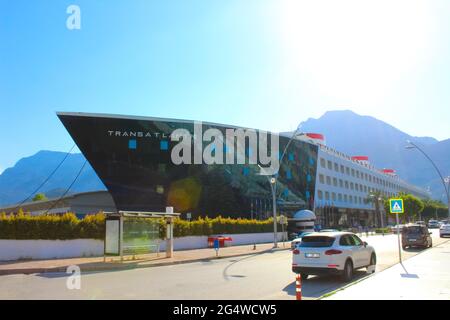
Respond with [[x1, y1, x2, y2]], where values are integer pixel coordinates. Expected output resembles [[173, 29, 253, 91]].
[[58, 113, 318, 219]]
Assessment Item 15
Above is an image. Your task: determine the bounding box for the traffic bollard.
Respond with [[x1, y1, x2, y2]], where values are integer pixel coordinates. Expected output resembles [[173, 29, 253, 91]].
[[295, 274, 302, 300]]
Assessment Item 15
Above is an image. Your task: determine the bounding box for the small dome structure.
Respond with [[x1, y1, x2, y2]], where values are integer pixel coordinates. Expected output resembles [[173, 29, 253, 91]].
[[292, 209, 316, 221]]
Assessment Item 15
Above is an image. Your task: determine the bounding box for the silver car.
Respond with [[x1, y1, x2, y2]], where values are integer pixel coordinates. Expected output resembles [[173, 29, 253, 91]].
[[440, 224, 450, 238]]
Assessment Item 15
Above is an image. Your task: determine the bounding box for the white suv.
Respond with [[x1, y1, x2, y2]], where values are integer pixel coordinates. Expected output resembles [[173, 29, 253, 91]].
[[292, 232, 376, 282]]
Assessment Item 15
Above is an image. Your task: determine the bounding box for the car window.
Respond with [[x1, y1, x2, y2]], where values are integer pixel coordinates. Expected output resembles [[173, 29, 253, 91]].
[[339, 235, 353, 246], [299, 236, 335, 247], [351, 235, 363, 246], [404, 226, 423, 234]]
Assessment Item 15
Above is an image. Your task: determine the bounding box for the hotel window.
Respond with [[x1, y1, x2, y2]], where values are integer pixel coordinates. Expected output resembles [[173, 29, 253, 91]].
[[345, 181, 349, 189], [338, 193, 343, 202], [319, 174, 325, 184], [359, 197, 362, 204], [349, 195, 353, 203], [326, 176, 331, 185], [351, 168, 355, 177], [333, 177, 338, 186], [344, 194, 348, 202], [340, 165, 345, 174], [364, 185, 367, 192], [350, 182, 354, 190], [325, 191, 330, 200], [156, 185, 164, 194], [365, 173, 368, 181], [158, 163, 166, 173], [318, 190, 323, 200], [346, 167, 350, 175], [320, 158, 326, 168], [332, 192, 337, 201], [355, 184, 359, 191], [334, 162, 339, 172], [369, 175, 372, 182], [356, 171, 360, 179], [339, 179, 343, 188], [327, 160, 332, 170]]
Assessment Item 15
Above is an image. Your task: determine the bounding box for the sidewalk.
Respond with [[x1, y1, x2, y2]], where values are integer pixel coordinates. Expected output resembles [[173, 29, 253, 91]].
[[323, 239, 450, 300], [0, 242, 290, 276]]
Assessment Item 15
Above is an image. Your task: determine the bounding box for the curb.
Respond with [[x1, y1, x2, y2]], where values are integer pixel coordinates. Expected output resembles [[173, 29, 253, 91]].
[[317, 238, 450, 299], [0, 247, 289, 276]]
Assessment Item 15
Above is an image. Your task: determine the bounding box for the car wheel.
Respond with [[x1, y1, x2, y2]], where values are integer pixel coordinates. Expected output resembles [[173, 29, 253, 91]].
[[370, 253, 376, 265], [341, 260, 353, 282], [300, 273, 309, 280]]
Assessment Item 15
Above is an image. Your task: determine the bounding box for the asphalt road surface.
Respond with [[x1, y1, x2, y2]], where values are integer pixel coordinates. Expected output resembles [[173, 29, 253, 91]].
[[0, 232, 448, 300]]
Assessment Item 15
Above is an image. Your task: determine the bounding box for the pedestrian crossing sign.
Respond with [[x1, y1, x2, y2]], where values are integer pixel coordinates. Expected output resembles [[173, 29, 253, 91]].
[[389, 198, 404, 214]]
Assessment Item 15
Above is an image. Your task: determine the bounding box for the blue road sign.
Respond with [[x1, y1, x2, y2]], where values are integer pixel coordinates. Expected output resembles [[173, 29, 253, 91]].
[[389, 198, 404, 214]]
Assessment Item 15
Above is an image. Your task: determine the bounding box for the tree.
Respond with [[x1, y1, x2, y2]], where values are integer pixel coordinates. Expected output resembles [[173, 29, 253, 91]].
[[365, 190, 387, 227], [421, 199, 448, 220], [32, 193, 48, 202], [383, 193, 424, 223]]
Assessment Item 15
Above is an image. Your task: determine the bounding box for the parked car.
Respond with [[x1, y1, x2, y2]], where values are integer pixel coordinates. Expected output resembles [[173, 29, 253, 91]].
[[401, 224, 432, 249], [428, 220, 440, 229], [290, 231, 314, 249], [390, 224, 405, 233], [440, 224, 450, 238], [291, 232, 376, 282]]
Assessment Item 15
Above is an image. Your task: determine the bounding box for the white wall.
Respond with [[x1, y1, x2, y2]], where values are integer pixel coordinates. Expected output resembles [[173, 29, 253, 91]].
[[159, 232, 286, 251], [0, 239, 103, 261], [0, 232, 286, 261]]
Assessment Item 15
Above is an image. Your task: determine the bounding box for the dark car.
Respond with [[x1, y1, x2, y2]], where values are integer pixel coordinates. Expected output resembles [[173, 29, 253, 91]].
[[401, 224, 432, 249]]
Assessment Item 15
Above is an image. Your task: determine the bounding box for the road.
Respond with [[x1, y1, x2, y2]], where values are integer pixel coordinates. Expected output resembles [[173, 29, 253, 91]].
[[0, 232, 447, 300]]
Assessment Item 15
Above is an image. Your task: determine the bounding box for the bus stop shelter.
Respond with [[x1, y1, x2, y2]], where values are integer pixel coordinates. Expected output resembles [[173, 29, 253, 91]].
[[104, 207, 180, 261]]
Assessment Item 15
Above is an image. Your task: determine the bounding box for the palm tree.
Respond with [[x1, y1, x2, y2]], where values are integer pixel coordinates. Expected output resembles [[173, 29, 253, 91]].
[[365, 191, 386, 228]]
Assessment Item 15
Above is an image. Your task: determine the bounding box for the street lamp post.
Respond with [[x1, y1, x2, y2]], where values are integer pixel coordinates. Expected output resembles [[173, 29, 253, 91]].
[[270, 177, 277, 247], [445, 177, 450, 220], [260, 124, 303, 248], [406, 140, 450, 220]]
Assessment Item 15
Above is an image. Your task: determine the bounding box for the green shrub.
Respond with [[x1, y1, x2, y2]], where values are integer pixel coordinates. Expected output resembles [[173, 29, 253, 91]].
[[170, 216, 277, 238], [0, 212, 280, 240], [0, 212, 105, 240], [375, 228, 391, 234]]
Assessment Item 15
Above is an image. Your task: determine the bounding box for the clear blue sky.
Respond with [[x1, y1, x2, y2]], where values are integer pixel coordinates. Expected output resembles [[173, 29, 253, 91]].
[[1, 0, 450, 173]]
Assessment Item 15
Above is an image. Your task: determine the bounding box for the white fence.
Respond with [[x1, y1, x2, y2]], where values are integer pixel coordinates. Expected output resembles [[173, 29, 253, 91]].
[[0, 232, 286, 261]]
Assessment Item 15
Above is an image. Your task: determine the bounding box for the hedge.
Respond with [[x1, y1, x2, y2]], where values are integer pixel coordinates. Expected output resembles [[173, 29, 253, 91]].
[[375, 228, 391, 234], [0, 212, 280, 240], [0, 212, 105, 240]]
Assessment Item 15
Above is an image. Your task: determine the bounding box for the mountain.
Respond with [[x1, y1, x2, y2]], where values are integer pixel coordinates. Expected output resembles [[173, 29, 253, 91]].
[[0, 151, 106, 206], [296, 110, 449, 200], [0, 110, 448, 206]]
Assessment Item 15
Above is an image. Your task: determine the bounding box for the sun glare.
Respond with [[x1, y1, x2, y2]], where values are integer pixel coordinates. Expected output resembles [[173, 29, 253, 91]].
[[275, 0, 434, 106]]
